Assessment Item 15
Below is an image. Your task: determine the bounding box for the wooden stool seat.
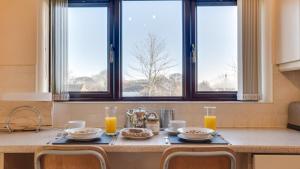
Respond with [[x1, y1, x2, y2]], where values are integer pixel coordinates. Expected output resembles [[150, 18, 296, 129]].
[[35, 146, 110, 169], [160, 147, 236, 169]]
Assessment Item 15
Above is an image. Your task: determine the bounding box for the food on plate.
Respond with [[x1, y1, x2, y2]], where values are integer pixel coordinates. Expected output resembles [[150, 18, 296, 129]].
[[121, 128, 153, 138], [178, 127, 214, 136], [183, 129, 208, 135], [72, 128, 98, 135]]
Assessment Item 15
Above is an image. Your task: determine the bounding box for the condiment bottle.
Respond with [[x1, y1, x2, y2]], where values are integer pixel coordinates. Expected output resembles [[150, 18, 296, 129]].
[[146, 112, 160, 135]]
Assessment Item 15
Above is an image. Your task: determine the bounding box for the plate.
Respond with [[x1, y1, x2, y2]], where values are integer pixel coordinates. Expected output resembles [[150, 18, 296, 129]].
[[66, 132, 103, 141], [66, 128, 102, 138], [165, 128, 179, 135], [177, 127, 215, 139], [122, 134, 154, 140], [66, 128, 104, 141], [178, 133, 213, 141], [121, 128, 154, 140], [177, 127, 215, 135]]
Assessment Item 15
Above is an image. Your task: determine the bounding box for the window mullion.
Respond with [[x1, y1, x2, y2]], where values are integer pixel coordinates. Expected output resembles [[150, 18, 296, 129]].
[[108, 0, 114, 99], [112, 0, 121, 100], [186, 0, 197, 100]]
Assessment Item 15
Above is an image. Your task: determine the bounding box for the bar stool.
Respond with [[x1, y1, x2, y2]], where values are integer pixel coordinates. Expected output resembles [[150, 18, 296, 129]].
[[35, 146, 110, 169], [160, 147, 236, 169]]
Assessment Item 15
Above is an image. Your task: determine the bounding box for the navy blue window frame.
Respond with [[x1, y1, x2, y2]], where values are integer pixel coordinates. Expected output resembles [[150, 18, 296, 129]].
[[190, 0, 237, 101], [67, 0, 118, 101], [197, 0, 237, 6], [64, 0, 238, 101]]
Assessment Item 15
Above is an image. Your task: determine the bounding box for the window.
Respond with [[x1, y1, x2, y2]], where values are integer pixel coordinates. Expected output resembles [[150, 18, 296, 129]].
[[67, 7, 108, 92], [196, 6, 238, 92], [190, 0, 238, 101], [122, 1, 183, 97], [66, 0, 113, 100], [54, 0, 239, 101]]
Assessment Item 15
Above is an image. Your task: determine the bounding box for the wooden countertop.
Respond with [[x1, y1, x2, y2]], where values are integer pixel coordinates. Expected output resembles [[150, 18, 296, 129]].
[[0, 128, 300, 153]]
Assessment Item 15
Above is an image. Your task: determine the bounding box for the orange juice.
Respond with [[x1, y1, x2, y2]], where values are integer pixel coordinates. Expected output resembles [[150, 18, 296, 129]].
[[204, 115, 217, 131], [105, 117, 117, 134]]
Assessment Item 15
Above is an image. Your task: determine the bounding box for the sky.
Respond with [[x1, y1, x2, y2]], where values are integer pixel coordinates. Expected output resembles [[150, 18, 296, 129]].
[[122, 1, 182, 80], [67, 1, 237, 89], [68, 7, 108, 78], [197, 6, 238, 89]]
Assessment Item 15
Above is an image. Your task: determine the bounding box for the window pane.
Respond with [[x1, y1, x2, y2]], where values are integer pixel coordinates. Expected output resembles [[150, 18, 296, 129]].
[[197, 6, 238, 91], [122, 1, 183, 97], [67, 7, 108, 92]]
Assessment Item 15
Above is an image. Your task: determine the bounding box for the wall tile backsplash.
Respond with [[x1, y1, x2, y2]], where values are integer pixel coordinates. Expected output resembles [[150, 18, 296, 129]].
[[52, 101, 294, 129], [50, 69, 300, 129], [0, 69, 299, 129]]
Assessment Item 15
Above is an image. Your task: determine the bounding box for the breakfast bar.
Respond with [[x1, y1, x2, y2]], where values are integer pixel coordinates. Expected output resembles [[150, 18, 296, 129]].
[[1, 128, 300, 153], [0, 128, 300, 169]]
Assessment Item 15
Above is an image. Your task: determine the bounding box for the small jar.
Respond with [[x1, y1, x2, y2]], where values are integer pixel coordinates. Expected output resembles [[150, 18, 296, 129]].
[[146, 112, 160, 135]]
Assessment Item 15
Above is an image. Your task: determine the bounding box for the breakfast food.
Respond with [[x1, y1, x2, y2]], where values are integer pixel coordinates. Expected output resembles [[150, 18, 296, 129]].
[[183, 129, 208, 135], [65, 128, 103, 141], [121, 128, 153, 138], [178, 127, 214, 137], [72, 128, 98, 135], [180, 127, 213, 134], [177, 127, 214, 140]]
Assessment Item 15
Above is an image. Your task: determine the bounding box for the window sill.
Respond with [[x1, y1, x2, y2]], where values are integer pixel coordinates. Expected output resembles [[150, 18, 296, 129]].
[[54, 100, 273, 104]]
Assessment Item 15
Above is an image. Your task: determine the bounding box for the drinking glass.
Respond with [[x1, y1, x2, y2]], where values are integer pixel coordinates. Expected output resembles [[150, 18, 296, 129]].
[[204, 106, 217, 131], [160, 109, 175, 129], [105, 106, 117, 135]]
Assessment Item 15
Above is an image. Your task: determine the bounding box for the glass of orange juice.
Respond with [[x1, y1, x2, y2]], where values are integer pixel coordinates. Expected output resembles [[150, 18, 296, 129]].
[[105, 106, 117, 135], [204, 106, 217, 131]]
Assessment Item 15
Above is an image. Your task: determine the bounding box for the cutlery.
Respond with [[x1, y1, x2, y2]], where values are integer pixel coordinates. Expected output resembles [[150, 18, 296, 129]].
[[46, 131, 67, 144], [164, 136, 170, 145], [109, 135, 117, 145]]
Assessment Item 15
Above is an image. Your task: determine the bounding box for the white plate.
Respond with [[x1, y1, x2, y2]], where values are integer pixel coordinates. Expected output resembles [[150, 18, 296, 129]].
[[177, 127, 215, 135], [66, 128, 102, 138], [165, 128, 179, 135], [178, 133, 213, 141], [66, 128, 104, 141], [177, 127, 215, 139], [66, 132, 103, 141]]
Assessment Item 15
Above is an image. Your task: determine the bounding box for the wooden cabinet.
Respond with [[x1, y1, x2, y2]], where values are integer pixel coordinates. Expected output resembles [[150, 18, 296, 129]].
[[0, 153, 33, 169], [0, 0, 50, 98], [0, 0, 38, 66], [276, 0, 300, 71], [254, 155, 300, 169], [4, 153, 33, 169]]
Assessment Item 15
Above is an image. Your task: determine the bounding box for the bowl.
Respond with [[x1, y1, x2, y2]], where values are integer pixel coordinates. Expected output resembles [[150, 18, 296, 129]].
[[177, 127, 214, 139], [66, 128, 103, 139], [121, 128, 154, 139], [168, 120, 186, 131]]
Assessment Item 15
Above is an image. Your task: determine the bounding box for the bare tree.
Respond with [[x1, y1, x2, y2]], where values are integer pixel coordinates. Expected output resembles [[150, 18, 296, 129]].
[[130, 33, 175, 96]]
